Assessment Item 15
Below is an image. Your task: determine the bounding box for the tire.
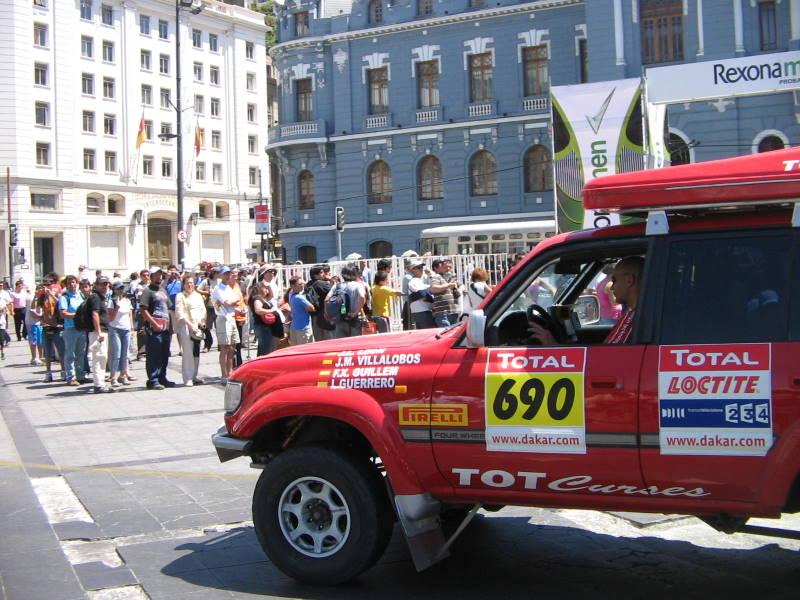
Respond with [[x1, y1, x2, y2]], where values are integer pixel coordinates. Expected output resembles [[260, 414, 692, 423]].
[[252, 445, 393, 585]]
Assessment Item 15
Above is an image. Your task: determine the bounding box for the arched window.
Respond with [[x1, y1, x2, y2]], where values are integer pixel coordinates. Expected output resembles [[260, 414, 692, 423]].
[[297, 245, 317, 264], [418, 155, 443, 200], [367, 160, 392, 204], [368, 0, 383, 24], [523, 145, 552, 193], [369, 240, 392, 258], [667, 133, 691, 165], [470, 150, 497, 196], [107, 193, 125, 215], [758, 135, 785, 153], [86, 192, 105, 214], [298, 170, 314, 209], [198, 199, 213, 219], [215, 201, 229, 220], [418, 0, 433, 16]]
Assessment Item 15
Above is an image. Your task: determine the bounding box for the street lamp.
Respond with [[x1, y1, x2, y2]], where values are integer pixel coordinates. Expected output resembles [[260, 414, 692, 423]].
[[173, 0, 203, 269]]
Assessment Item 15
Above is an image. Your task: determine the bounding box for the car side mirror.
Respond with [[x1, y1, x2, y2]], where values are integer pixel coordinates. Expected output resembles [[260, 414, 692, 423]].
[[465, 309, 486, 348], [574, 294, 601, 326]]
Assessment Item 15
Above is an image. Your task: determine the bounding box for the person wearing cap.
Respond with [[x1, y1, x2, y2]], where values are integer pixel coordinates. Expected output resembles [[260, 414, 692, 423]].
[[139, 267, 176, 390], [87, 276, 113, 393], [408, 261, 435, 329], [58, 275, 88, 386], [260, 265, 281, 302], [211, 266, 240, 382], [107, 280, 135, 387]]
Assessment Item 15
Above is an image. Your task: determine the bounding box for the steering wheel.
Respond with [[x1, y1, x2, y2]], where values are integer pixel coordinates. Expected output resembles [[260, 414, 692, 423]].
[[527, 304, 566, 343]]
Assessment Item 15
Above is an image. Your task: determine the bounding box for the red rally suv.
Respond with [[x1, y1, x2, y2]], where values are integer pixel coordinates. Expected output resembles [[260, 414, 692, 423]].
[[213, 148, 800, 584]]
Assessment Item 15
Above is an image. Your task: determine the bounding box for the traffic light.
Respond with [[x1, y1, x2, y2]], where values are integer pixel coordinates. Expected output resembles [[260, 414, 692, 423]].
[[335, 206, 345, 231], [9, 223, 17, 247]]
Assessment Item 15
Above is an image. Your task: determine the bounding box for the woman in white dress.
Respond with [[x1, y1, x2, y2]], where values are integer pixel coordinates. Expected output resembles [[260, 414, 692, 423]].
[[175, 274, 207, 386]]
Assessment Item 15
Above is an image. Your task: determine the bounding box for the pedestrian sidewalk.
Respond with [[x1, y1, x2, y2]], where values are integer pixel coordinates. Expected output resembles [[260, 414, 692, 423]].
[[0, 337, 258, 599]]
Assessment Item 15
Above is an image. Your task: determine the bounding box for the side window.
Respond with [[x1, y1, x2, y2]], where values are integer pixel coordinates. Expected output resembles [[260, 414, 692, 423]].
[[660, 234, 792, 344]]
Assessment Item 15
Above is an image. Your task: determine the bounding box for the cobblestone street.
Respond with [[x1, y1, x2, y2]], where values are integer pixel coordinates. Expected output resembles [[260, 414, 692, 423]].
[[0, 340, 798, 600]]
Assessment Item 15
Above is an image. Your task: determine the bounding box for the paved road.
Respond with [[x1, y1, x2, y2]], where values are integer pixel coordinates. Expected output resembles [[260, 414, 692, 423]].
[[0, 339, 798, 600]]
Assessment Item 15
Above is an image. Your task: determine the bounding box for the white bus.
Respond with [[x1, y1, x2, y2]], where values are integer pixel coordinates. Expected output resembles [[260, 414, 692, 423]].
[[419, 219, 556, 256]]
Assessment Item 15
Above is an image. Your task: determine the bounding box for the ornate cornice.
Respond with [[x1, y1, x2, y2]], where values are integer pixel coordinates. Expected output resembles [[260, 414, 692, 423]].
[[269, 0, 583, 58]]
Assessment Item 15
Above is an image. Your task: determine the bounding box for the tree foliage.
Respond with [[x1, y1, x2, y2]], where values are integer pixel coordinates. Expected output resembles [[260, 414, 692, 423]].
[[252, 1, 277, 48]]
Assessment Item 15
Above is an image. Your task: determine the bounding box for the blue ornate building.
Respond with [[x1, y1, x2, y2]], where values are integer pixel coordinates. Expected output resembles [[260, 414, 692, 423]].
[[267, 0, 800, 262]]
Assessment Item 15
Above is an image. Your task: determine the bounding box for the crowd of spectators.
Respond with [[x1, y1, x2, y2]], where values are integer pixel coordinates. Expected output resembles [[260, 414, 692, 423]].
[[0, 256, 496, 390]]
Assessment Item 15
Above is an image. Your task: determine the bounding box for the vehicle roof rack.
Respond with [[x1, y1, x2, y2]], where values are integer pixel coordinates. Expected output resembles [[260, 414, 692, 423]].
[[583, 148, 800, 233]]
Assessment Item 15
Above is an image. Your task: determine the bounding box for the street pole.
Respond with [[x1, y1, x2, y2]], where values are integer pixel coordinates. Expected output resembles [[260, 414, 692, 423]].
[[258, 168, 266, 263], [6, 167, 11, 285], [174, 0, 185, 270]]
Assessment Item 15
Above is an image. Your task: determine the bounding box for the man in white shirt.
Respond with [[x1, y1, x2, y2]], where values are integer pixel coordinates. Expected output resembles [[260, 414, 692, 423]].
[[211, 266, 240, 382], [407, 261, 435, 329]]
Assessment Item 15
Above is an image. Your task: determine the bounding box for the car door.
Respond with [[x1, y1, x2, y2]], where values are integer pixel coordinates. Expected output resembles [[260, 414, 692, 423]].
[[429, 241, 648, 505], [639, 230, 798, 504]]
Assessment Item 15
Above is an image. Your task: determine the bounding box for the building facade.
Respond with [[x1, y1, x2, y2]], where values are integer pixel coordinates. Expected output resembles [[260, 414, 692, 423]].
[[0, 0, 269, 282], [267, 0, 799, 262]]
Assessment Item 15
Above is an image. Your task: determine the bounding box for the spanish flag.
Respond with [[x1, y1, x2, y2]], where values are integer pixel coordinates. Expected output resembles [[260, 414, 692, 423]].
[[194, 125, 201, 156], [135, 114, 146, 150]]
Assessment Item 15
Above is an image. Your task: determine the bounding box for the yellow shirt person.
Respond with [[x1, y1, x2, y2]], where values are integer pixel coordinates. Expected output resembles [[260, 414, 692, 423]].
[[370, 272, 403, 333]]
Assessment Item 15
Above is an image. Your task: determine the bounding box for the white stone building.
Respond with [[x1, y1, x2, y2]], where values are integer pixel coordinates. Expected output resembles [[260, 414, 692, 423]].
[[0, 0, 270, 282]]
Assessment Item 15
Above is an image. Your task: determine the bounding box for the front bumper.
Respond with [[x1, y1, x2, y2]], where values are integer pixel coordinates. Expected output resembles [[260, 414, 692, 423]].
[[212, 426, 252, 462]]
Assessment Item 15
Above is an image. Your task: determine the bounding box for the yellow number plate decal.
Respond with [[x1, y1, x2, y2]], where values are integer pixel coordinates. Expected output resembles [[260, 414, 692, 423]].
[[485, 348, 587, 454]]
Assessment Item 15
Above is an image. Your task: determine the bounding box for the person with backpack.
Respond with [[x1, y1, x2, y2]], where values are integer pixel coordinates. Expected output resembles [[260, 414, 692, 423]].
[[86, 277, 114, 394], [38, 284, 64, 383], [324, 266, 366, 338], [58, 275, 88, 386], [307, 265, 334, 342]]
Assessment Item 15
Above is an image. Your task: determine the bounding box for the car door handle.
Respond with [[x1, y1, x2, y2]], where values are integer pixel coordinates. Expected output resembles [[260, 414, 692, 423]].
[[589, 377, 621, 390], [792, 378, 800, 389]]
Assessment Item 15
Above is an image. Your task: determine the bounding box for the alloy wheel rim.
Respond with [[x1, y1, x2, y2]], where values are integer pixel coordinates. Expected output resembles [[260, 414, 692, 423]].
[[277, 476, 351, 558]]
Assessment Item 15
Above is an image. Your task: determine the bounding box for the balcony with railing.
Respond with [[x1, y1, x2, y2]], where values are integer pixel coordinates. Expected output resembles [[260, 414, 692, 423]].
[[522, 95, 550, 113], [415, 106, 443, 124], [364, 112, 393, 129], [268, 119, 325, 143], [467, 100, 496, 119]]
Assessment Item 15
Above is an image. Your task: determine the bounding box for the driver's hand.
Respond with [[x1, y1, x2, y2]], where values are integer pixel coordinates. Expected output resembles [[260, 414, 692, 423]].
[[528, 321, 557, 345]]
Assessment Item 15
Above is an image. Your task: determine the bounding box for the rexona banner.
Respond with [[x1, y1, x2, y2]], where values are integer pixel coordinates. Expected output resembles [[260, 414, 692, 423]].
[[551, 78, 644, 232], [646, 50, 800, 104]]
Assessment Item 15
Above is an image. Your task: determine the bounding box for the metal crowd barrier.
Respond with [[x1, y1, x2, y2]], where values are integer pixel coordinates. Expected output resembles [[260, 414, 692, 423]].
[[267, 253, 516, 333]]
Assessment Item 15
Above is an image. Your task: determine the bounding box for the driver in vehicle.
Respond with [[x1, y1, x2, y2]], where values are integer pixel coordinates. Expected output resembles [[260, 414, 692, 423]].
[[528, 256, 643, 345]]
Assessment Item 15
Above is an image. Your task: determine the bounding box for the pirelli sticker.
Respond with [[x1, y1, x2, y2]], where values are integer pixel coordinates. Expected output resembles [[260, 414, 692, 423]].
[[485, 348, 587, 454], [399, 404, 468, 427]]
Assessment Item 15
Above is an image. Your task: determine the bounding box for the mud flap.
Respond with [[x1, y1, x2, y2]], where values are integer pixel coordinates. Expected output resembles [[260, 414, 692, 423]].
[[394, 494, 482, 571], [394, 493, 448, 571]]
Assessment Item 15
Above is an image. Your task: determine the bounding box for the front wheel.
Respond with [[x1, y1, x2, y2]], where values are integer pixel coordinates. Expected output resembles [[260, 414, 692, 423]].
[[252, 445, 393, 584]]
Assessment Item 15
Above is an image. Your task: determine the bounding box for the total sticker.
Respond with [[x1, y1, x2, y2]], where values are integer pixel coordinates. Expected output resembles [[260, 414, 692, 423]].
[[485, 348, 586, 454]]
